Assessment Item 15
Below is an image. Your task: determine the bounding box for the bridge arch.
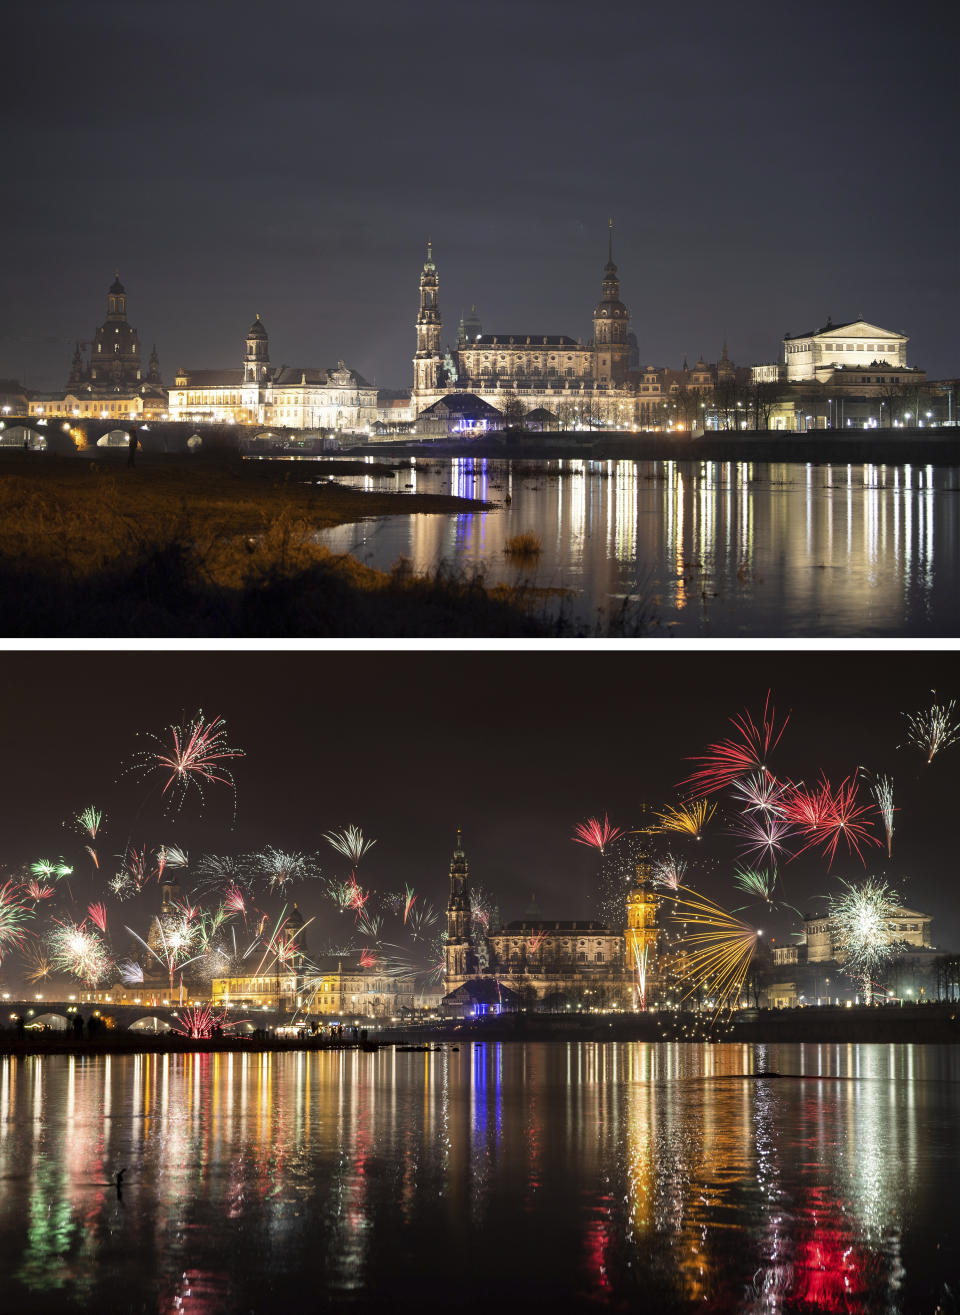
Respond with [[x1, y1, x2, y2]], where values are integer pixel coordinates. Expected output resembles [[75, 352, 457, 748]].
[[128, 1015, 175, 1032], [0, 424, 47, 450], [23, 1011, 71, 1030], [96, 428, 132, 447]]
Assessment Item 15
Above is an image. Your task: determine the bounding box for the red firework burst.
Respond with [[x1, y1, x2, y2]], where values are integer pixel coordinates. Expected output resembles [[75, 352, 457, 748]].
[[572, 814, 625, 855], [681, 691, 790, 796], [87, 902, 108, 934], [787, 774, 881, 869]]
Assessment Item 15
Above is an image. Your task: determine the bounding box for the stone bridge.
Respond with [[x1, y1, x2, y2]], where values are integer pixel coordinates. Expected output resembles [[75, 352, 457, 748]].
[[0, 415, 342, 456], [5, 1000, 287, 1033]]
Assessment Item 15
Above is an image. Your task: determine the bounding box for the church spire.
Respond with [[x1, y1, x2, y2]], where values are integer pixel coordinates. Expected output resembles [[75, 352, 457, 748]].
[[608, 216, 614, 265]]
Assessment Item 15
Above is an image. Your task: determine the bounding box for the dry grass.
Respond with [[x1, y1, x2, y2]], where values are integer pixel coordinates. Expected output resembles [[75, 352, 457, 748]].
[[503, 531, 543, 559], [0, 453, 555, 636]]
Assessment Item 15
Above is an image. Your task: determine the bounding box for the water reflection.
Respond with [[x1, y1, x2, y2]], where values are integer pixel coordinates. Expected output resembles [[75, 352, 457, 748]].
[[0, 1044, 958, 1312], [320, 458, 960, 634]]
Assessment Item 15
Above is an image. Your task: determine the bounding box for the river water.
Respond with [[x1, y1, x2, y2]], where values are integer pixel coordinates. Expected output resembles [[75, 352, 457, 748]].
[[314, 457, 960, 635], [2, 1042, 959, 1313]]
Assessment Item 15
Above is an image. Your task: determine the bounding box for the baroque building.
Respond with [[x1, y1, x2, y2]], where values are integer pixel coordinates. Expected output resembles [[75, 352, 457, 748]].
[[410, 227, 640, 428], [441, 830, 661, 1011], [28, 276, 168, 421], [168, 315, 378, 432]]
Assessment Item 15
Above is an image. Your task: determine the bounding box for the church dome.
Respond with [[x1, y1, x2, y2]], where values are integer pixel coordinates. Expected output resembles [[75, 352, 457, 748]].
[[110, 276, 125, 295], [247, 314, 268, 339]]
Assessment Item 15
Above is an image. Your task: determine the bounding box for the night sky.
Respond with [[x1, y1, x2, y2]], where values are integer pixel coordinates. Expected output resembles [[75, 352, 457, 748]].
[[1, 650, 956, 959], [5, 1, 958, 391]]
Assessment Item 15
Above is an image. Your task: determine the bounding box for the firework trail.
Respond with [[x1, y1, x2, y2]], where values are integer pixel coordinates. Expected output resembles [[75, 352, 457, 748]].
[[828, 878, 902, 1003], [407, 902, 438, 941], [87, 902, 109, 935], [652, 853, 687, 890], [358, 911, 384, 939], [324, 826, 377, 866], [403, 885, 417, 924], [668, 886, 759, 1014], [0, 881, 34, 959], [527, 929, 549, 955], [654, 799, 716, 839], [132, 711, 244, 814], [572, 814, 625, 855], [76, 806, 104, 839], [732, 867, 777, 904], [681, 691, 790, 796], [871, 775, 896, 857], [48, 919, 112, 986], [85, 846, 99, 869], [632, 940, 650, 1009], [903, 697, 960, 765]]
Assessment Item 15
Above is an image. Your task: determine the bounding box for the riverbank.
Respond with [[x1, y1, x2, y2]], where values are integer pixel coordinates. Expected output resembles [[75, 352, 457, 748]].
[[4, 1005, 957, 1056], [361, 426, 960, 466], [0, 451, 562, 636]]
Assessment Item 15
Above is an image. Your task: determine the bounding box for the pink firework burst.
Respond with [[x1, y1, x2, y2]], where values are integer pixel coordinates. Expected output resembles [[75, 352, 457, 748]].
[[136, 711, 244, 814], [24, 880, 55, 901], [729, 813, 795, 866], [87, 902, 108, 934], [359, 948, 379, 969], [681, 691, 790, 796], [528, 930, 549, 954], [572, 814, 625, 855], [172, 1004, 239, 1040], [224, 886, 247, 917]]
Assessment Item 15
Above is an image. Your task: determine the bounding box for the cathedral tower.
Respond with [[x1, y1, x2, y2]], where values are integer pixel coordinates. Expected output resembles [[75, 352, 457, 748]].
[[593, 221, 630, 384], [624, 846, 659, 1008], [413, 241, 444, 399], [444, 828, 476, 993]]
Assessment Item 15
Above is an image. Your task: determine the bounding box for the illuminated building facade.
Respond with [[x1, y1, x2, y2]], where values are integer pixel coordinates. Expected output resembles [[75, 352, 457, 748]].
[[168, 315, 377, 432], [28, 276, 168, 421], [210, 957, 418, 1018], [442, 831, 660, 1010], [410, 228, 639, 428], [782, 318, 909, 382]]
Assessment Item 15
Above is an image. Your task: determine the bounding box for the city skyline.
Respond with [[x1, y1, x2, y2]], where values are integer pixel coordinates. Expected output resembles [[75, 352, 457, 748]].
[[0, 651, 956, 967], [4, 1, 958, 390]]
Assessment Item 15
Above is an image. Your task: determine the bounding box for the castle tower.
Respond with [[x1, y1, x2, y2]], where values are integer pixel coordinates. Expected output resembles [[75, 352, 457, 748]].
[[147, 343, 162, 385], [243, 314, 270, 384], [624, 846, 658, 1009], [593, 220, 630, 384], [444, 828, 476, 994], [89, 274, 143, 389], [413, 241, 444, 402], [67, 342, 86, 390], [458, 304, 482, 344]]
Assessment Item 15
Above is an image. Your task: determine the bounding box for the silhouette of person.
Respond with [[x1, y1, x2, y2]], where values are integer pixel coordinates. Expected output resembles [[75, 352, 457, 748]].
[[127, 431, 138, 468]]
